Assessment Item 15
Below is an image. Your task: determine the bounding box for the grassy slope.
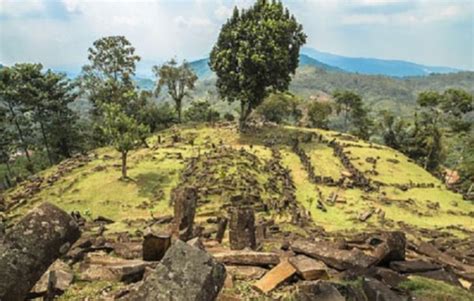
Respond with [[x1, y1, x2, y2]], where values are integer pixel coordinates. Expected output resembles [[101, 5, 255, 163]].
[[5, 124, 472, 238]]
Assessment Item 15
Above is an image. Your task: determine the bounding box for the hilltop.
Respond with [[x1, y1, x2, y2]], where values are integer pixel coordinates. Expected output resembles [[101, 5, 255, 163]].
[[2, 123, 473, 300]]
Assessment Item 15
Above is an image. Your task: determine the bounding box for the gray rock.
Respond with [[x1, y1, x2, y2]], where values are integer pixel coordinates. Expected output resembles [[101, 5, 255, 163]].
[[126, 240, 226, 301], [362, 277, 406, 301], [0, 202, 80, 301], [295, 280, 345, 301]]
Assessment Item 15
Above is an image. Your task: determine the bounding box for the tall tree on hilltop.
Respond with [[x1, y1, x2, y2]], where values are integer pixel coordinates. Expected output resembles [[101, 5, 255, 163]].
[[0, 65, 36, 171], [209, 0, 306, 129], [0, 107, 15, 185], [101, 103, 149, 179], [153, 59, 197, 123], [80, 36, 140, 116]]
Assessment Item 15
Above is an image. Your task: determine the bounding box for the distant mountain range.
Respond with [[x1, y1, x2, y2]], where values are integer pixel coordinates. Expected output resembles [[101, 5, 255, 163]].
[[300, 47, 460, 77], [188, 53, 343, 79], [1, 47, 464, 80], [187, 48, 462, 78]]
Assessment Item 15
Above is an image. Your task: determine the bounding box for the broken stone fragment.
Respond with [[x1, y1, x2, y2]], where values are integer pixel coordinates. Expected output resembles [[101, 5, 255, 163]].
[[142, 232, 171, 261], [362, 277, 406, 301], [212, 250, 280, 266], [126, 240, 226, 301], [79, 252, 155, 283], [289, 255, 329, 280], [291, 240, 376, 271], [372, 231, 406, 265], [389, 260, 441, 273], [31, 260, 74, 295], [253, 259, 296, 294], [187, 236, 205, 250], [294, 280, 345, 301], [225, 265, 267, 280], [359, 209, 373, 222], [0, 202, 80, 301]]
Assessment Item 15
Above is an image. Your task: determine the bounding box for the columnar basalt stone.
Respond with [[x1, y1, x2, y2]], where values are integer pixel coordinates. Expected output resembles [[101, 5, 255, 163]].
[[229, 206, 256, 250], [172, 186, 198, 241], [142, 232, 171, 261], [215, 217, 228, 243], [0, 202, 80, 301]]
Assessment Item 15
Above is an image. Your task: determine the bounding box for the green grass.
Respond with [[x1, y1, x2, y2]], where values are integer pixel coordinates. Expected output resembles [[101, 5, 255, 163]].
[[399, 276, 474, 301], [4, 124, 473, 237]]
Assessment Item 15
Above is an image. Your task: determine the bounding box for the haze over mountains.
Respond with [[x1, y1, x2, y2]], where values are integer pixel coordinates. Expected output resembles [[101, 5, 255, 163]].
[[186, 47, 462, 79], [12, 47, 462, 81]]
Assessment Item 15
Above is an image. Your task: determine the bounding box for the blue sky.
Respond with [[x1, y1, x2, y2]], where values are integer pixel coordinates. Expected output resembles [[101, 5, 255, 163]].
[[0, 0, 473, 75]]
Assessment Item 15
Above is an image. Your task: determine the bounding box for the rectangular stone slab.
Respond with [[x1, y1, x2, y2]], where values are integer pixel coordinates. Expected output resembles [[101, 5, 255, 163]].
[[291, 240, 376, 270], [253, 259, 296, 294], [289, 255, 329, 280], [213, 250, 280, 266]]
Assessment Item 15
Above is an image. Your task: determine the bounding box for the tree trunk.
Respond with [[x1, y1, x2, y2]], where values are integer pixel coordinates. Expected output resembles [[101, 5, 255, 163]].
[[239, 101, 252, 131], [5, 160, 13, 179], [176, 98, 182, 123], [121, 151, 128, 179], [8, 104, 32, 166], [39, 120, 53, 166]]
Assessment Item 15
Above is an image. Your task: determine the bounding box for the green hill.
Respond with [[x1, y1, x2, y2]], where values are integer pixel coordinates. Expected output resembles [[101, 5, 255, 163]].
[[4, 124, 471, 236], [3, 123, 473, 300]]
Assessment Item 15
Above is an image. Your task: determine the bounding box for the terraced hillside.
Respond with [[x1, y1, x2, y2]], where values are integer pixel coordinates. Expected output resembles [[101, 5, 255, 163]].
[[2, 123, 473, 300]]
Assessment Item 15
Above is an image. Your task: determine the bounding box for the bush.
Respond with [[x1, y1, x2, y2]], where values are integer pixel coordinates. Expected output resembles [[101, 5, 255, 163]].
[[256, 93, 301, 124], [223, 112, 235, 122], [184, 100, 220, 123], [307, 101, 332, 129]]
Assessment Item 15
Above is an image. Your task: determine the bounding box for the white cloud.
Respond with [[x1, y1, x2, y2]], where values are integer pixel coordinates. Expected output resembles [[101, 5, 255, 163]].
[[0, 0, 472, 71], [0, 0, 45, 17]]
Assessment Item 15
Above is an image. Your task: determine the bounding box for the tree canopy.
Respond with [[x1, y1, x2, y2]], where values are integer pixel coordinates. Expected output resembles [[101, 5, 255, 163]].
[[209, 0, 306, 129]]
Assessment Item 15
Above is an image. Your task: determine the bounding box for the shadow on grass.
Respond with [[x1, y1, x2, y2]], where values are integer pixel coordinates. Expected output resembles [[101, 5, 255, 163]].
[[135, 172, 172, 198]]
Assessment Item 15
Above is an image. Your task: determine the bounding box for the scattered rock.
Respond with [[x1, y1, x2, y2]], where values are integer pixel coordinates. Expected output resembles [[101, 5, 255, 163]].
[[253, 259, 296, 294], [79, 252, 154, 283], [362, 277, 405, 301], [295, 280, 345, 301], [389, 260, 441, 273], [359, 210, 374, 222], [373, 232, 406, 265], [187, 237, 205, 250], [289, 255, 329, 280], [225, 265, 267, 280], [142, 232, 171, 261], [291, 240, 376, 270], [212, 250, 280, 267], [126, 240, 226, 301]]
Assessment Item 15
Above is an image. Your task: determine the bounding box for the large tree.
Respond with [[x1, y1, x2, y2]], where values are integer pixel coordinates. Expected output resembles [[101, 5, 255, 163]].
[[80, 36, 140, 115], [0, 65, 34, 168], [209, 0, 306, 129], [153, 59, 197, 123], [333, 90, 371, 139]]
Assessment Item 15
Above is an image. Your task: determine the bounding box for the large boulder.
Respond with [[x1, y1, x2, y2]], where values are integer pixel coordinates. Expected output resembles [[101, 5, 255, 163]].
[[126, 240, 227, 301], [0, 202, 80, 301]]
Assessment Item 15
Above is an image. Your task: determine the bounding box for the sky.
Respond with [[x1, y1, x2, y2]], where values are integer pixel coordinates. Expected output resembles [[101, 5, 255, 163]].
[[0, 0, 473, 76]]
